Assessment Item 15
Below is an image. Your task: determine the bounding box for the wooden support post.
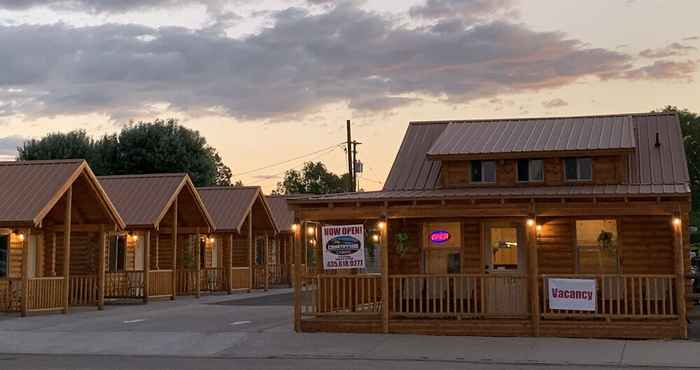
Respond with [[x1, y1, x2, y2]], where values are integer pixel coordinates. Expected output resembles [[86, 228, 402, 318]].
[[63, 186, 72, 314], [51, 232, 57, 277], [155, 232, 159, 270], [264, 233, 269, 291], [171, 198, 178, 300], [144, 230, 151, 303], [527, 217, 540, 336], [380, 218, 389, 333], [673, 215, 688, 339], [248, 210, 253, 292], [195, 232, 201, 298], [227, 234, 233, 294], [20, 228, 31, 317], [293, 223, 302, 332], [97, 224, 105, 310]]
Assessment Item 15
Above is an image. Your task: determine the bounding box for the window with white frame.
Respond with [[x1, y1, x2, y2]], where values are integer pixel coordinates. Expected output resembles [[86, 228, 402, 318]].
[[470, 160, 496, 183], [564, 157, 592, 181], [576, 219, 619, 274], [517, 159, 544, 182]]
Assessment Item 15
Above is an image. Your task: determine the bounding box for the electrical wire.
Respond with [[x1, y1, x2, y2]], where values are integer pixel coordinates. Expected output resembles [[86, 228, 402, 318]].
[[232, 142, 345, 177]]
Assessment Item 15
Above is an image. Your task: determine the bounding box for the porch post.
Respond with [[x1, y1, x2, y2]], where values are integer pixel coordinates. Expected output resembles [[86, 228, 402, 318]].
[[51, 232, 56, 277], [527, 216, 540, 337], [264, 233, 269, 291], [97, 224, 105, 310], [195, 232, 201, 298], [63, 186, 72, 314], [248, 210, 253, 292], [380, 218, 389, 334], [293, 221, 302, 332], [20, 228, 31, 317], [171, 198, 178, 300], [155, 232, 159, 270], [227, 234, 233, 294], [673, 214, 688, 339], [143, 230, 151, 303]]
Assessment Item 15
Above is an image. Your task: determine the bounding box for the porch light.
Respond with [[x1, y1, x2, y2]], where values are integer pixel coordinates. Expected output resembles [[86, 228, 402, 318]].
[[208, 236, 216, 243], [371, 234, 379, 243], [377, 221, 386, 230], [672, 217, 682, 226], [536, 225, 542, 232], [13, 230, 24, 242], [130, 233, 139, 241], [291, 224, 299, 232], [526, 218, 536, 227], [307, 226, 315, 236]]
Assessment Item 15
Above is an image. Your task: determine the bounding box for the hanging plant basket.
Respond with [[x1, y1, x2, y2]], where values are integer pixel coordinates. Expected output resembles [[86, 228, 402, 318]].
[[395, 232, 411, 257], [597, 230, 616, 255]]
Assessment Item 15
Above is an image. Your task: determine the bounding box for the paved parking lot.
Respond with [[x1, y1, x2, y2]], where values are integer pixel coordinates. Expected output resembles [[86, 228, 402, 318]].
[[1, 289, 700, 369]]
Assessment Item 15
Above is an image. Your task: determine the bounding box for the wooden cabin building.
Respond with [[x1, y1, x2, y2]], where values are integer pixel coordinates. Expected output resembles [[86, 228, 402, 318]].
[[266, 196, 295, 287], [0, 160, 125, 315], [197, 186, 277, 292], [289, 112, 692, 339], [98, 174, 213, 301]]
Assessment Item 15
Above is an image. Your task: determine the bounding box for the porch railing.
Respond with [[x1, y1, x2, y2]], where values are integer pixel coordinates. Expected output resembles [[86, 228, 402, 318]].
[[539, 274, 678, 319], [69, 275, 98, 306], [176, 270, 199, 295], [26, 277, 64, 312], [268, 264, 290, 286], [0, 278, 21, 312], [200, 268, 225, 292], [105, 271, 144, 298], [390, 274, 529, 318], [254, 265, 266, 289], [301, 274, 383, 316], [148, 270, 173, 297]]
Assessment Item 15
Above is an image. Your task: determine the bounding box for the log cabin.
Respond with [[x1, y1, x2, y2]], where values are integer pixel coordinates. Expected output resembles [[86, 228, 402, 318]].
[[266, 196, 296, 287], [0, 160, 125, 316], [289, 112, 692, 339], [98, 174, 213, 301], [197, 186, 277, 292]]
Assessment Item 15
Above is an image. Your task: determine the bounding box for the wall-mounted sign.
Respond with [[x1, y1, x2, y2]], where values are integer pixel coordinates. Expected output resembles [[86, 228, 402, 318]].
[[548, 278, 596, 311], [430, 230, 451, 244], [321, 224, 366, 270]]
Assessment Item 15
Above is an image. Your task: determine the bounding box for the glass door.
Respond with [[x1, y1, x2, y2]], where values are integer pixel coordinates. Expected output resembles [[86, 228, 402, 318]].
[[483, 221, 528, 316]]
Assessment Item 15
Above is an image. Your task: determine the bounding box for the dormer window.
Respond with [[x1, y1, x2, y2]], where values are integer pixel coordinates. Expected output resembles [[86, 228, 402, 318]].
[[471, 160, 496, 183], [517, 159, 544, 183], [564, 157, 592, 181]]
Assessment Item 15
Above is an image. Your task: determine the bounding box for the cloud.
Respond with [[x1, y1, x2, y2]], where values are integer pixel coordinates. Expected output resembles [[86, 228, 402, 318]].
[[623, 60, 698, 81], [0, 135, 24, 156], [542, 98, 568, 108], [639, 42, 697, 58], [683, 36, 699, 41], [409, 0, 516, 22], [0, 0, 201, 13], [0, 2, 672, 122]]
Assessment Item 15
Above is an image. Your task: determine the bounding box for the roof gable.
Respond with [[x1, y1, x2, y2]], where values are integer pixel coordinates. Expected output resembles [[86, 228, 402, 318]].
[[265, 196, 295, 232], [198, 186, 276, 233]]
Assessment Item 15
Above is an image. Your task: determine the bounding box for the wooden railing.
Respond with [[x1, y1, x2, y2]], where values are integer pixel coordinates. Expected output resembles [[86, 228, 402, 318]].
[[254, 266, 266, 289], [390, 274, 529, 318], [176, 270, 198, 295], [301, 274, 382, 316], [268, 264, 290, 286], [26, 277, 64, 312], [200, 268, 225, 292], [540, 274, 678, 319], [0, 278, 21, 312], [69, 275, 98, 306], [105, 271, 144, 298], [148, 270, 173, 297]]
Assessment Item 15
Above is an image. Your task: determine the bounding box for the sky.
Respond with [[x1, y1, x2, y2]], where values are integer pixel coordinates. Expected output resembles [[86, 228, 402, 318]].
[[0, 0, 698, 192]]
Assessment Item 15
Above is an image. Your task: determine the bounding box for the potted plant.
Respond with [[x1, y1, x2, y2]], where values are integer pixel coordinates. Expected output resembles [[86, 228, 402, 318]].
[[597, 230, 616, 255], [395, 232, 411, 257]]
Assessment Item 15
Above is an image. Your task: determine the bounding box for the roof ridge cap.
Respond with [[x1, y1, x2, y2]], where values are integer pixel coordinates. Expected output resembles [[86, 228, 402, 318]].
[[411, 112, 674, 126], [98, 173, 187, 179]]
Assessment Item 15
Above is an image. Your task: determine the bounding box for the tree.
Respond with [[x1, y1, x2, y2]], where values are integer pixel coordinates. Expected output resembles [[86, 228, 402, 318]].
[[275, 161, 350, 195], [17, 118, 233, 187]]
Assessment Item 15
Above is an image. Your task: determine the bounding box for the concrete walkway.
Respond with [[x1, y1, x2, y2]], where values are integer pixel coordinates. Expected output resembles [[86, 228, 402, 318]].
[[0, 289, 699, 368]]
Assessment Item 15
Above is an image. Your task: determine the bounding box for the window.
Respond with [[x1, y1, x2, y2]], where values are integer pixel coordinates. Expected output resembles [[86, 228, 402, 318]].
[[0, 234, 7, 278], [108, 235, 126, 272], [517, 159, 544, 182], [490, 227, 519, 270], [565, 157, 592, 181], [255, 238, 266, 265], [576, 219, 618, 273], [471, 160, 496, 183]]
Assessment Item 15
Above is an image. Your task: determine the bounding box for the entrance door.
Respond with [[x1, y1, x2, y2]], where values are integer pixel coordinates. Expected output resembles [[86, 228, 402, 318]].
[[134, 233, 144, 271], [483, 221, 528, 316], [0, 234, 8, 278]]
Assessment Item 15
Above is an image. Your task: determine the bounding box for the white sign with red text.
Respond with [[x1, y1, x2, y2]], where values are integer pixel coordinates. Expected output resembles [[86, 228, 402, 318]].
[[548, 278, 597, 311], [321, 225, 365, 270]]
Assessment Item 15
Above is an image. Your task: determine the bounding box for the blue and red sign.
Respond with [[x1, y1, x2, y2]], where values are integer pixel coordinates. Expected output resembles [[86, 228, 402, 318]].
[[430, 230, 451, 244]]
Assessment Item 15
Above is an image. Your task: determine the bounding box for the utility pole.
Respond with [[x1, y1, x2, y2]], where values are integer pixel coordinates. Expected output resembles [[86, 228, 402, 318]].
[[346, 120, 354, 192], [352, 140, 362, 191]]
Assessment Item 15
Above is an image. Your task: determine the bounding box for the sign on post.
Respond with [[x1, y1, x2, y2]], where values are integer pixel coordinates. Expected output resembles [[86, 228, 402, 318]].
[[548, 278, 597, 311], [321, 225, 365, 270]]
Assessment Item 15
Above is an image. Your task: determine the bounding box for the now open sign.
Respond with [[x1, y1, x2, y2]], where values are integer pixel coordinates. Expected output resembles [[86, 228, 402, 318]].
[[548, 278, 597, 311]]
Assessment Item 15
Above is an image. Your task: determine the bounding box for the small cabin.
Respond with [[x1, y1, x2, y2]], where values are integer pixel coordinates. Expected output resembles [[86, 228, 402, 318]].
[[289, 113, 691, 339], [99, 174, 213, 301], [197, 186, 277, 292], [0, 160, 124, 315]]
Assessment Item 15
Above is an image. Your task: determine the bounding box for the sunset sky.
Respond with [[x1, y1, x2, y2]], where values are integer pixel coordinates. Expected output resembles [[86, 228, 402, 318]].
[[0, 0, 698, 192]]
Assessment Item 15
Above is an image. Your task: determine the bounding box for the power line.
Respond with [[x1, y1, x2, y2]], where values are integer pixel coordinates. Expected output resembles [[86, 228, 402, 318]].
[[250, 145, 344, 186], [233, 142, 345, 177]]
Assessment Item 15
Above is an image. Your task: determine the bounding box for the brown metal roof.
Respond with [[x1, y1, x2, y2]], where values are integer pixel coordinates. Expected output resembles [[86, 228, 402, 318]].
[[198, 186, 276, 233], [427, 115, 636, 158], [265, 196, 295, 233], [98, 173, 211, 229], [383, 112, 689, 193], [0, 159, 125, 228]]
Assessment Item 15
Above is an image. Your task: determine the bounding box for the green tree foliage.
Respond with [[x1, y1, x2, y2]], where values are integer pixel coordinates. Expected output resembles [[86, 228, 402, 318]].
[[17, 119, 232, 187], [275, 161, 350, 194]]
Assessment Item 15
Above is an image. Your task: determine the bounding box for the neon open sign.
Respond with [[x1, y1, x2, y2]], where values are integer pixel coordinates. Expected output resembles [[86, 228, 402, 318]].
[[430, 230, 451, 244]]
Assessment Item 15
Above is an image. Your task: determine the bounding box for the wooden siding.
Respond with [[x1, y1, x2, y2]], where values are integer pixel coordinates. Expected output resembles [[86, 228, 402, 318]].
[[537, 218, 575, 274], [462, 220, 481, 273], [232, 237, 250, 267], [620, 216, 674, 274]]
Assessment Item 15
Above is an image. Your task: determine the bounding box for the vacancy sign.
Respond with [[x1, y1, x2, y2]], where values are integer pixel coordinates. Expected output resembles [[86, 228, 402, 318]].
[[548, 278, 597, 311], [321, 225, 366, 270]]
